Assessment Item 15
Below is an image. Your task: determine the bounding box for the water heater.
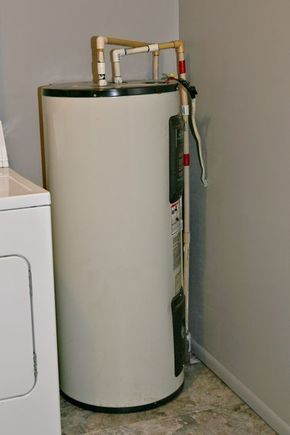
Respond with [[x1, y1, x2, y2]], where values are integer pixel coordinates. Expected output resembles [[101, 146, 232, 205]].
[[42, 81, 185, 411]]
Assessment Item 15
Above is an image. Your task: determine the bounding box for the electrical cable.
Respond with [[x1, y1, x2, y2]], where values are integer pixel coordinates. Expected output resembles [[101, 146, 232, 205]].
[[163, 76, 208, 187]]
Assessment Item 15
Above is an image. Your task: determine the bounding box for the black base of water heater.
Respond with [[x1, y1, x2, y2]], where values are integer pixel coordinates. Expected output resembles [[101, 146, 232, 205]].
[[61, 383, 184, 414]]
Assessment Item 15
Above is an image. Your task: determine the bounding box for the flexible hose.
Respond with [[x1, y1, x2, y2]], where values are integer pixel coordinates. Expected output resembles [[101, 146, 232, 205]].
[[163, 76, 208, 187]]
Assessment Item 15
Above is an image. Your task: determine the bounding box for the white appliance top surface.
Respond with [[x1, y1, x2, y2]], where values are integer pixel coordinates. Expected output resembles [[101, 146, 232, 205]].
[[0, 168, 50, 210]]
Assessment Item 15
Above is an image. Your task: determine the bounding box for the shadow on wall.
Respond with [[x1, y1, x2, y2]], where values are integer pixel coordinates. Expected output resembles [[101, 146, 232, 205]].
[[188, 109, 210, 350], [37, 87, 47, 188], [186, 51, 209, 347]]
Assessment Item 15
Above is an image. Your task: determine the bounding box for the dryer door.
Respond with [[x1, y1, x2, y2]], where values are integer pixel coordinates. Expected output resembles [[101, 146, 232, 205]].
[[0, 256, 35, 400]]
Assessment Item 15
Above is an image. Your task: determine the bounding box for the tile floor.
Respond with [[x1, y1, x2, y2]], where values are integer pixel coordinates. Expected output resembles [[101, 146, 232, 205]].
[[61, 362, 276, 434]]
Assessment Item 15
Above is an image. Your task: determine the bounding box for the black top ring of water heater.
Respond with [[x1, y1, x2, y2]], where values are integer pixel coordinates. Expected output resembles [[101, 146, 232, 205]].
[[42, 81, 178, 98]]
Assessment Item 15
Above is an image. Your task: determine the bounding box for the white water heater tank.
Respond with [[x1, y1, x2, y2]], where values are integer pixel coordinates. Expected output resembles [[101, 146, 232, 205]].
[[42, 81, 185, 412]]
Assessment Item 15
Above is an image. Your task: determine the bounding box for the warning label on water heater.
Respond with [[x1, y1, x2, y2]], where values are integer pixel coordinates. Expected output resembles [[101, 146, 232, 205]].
[[175, 271, 182, 294], [170, 201, 182, 235], [173, 232, 181, 270]]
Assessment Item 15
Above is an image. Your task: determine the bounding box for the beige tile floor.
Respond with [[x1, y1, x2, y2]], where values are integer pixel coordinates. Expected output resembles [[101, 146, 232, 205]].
[[61, 362, 276, 434]]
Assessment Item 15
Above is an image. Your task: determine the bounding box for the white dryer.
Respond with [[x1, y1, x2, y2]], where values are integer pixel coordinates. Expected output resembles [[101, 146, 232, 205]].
[[0, 124, 61, 435]]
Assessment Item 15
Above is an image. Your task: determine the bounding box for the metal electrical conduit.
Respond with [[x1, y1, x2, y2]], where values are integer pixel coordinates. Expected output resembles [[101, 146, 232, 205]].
[[91, 35, 207, 355]]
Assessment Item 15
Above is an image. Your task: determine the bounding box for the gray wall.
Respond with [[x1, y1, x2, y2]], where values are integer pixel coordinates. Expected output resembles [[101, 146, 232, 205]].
[[180, 1, 290, 433], [0, 0, 178, 184]]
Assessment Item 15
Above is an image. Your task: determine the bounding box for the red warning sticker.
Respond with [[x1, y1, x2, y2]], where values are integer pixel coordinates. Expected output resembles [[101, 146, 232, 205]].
[[184, 153, 190, 166], [179, 60, 186, 74]]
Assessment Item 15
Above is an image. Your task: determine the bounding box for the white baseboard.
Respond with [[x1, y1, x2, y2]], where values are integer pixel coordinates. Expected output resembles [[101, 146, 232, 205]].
[[192, 339, 290, 435]]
